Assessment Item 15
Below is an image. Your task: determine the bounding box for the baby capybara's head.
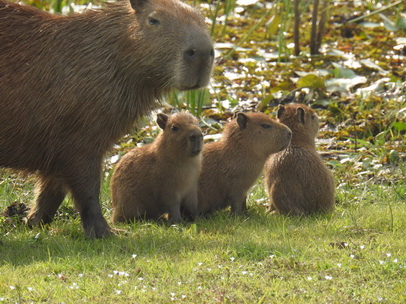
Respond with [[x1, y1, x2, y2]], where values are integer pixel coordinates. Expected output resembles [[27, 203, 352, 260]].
[[156, 112, 203, 157], [277, 104, 320, 140], [223, 112, 292, 158], [129, 0, 214, 91]]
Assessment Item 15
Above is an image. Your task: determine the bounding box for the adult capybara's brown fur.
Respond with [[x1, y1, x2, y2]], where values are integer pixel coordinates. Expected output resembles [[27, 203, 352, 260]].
[[198, 112, 292, 216], [264, 104, 335, 215], [0, 0, 213, 238], [111, 112, 203, 224]]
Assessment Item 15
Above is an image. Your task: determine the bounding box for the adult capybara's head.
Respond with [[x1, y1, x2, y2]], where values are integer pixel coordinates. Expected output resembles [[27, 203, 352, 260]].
[[224, 112, 292, 158], [129, 0, 214, 90], [277, 104, 320, 140], [157, 112, 203, 157]]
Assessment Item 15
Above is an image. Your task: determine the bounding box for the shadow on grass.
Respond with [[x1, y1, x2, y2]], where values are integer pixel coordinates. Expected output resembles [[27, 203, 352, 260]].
[[0, 206, 334, 267]]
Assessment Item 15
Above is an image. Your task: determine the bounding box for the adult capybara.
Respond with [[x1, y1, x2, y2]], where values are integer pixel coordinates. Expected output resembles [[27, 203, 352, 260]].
[[198, 112, 292, 216], [111, 112, 203, 224], [0, 0, 213, 238], [264, 104, 335, 215]]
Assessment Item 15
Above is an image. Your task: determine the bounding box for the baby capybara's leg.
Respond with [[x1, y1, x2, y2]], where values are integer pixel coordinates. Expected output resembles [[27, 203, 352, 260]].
[[67, 166, 112, 238], [166, 200, 182, 224], [181, 191, 198, 221], [26, 175, 67, 226]]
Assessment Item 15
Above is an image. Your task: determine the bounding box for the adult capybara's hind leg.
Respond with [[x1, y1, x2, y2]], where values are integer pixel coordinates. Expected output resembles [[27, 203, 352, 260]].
[[26, 175, 67, 226], [67, 167, 112, 238]]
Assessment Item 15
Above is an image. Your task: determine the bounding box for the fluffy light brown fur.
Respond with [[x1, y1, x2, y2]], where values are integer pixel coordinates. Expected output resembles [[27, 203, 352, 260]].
[[198, 112, 292, 216], [111, 112, 203, 224], [264, 103, 335, 215], [0, 0, 213, 237]]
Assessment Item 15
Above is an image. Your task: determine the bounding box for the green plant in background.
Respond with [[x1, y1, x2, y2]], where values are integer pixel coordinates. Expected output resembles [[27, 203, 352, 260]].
[[167, 88, 211, 116]]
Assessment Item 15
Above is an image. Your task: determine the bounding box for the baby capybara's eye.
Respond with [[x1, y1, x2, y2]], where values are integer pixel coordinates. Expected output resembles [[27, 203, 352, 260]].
[[261, 124, 272, 129]]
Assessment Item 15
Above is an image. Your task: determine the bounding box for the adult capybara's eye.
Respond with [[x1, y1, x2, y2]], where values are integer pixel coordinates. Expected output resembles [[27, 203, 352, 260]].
[[261, 124, 272, 129], [171, 125, 179, 132], [148, 16, 160, 26]]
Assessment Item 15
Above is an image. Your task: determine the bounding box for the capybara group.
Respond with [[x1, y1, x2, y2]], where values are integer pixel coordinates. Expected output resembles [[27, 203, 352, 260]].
[[264, 104, 335, 215], [198, 112, 292, 216], [111, 112, 203, 224], [0, 0, 213, 237]]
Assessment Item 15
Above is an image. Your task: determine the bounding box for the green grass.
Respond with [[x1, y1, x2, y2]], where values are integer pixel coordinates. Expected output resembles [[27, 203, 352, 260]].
[[1, 166, 405, 303]]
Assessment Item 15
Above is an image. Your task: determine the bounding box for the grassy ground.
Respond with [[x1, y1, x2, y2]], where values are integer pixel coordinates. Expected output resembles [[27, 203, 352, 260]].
[[1, 164, 405, 303]]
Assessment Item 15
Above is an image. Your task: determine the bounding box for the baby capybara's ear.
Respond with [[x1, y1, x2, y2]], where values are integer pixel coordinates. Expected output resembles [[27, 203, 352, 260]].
[[157, 113, 169, 130], [236, 112, 248, 130], [277, 105, 286, 119], [296, 107, 306, 124], [129, 0, 149, 11]]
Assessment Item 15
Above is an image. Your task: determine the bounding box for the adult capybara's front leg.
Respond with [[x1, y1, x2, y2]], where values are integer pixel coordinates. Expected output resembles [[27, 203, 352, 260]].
[[67, 166, 112, 238], [26, 175, 67, 227]]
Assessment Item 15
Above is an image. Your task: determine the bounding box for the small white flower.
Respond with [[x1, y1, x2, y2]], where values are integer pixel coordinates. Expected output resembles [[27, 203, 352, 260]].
[[138, 277, 144, 281], [386, 253, 391, 257], [241, 271, 248, 275], [132, 254, 137, 258], [198, 262, 203, 266], [249, 273, 254, 276], [9, 286, 15, 290], [197, 286, 202, 290], [221, 276, 225, 280], [78, 273, 83, 278], [27, 287, 33, 291], [170, 297, 175, 301], [115, 289, 122, 295], [379, 260, 385, 265], [182, 295, 187, 299], [177, 282, 182, 285], [337, 263, 342, 267], [378, 297, 383, 302], [269, 255, 275, 259], [393, 259, 398, 263], [170, 292, 176, 297], [307, 277, 312, 281], [108, 274, 113, 278], [325, 275, 333, 280], [218, 265, 223, 268], [207, 268, 212, 271], [350, 254, 355, 259], [230, 257, 235, 261], [360, 245, 365, 250]]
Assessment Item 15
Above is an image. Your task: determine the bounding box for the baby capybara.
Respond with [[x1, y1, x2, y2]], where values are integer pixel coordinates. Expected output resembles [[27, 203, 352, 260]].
[[264, 104, 335, 215], [111, 112, 203, 224], [198, 112, 292, 216], [0, 0, 213, 238]]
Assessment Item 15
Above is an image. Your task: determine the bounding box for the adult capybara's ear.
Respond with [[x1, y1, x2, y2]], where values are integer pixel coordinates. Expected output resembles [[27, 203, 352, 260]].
[[296, 107, 305, 124], [129, 0, 148, 11], [277, 105, 286, 119], [157, 113, 169, 130], [236, 112, 248, 130]]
